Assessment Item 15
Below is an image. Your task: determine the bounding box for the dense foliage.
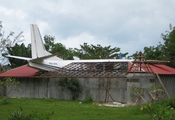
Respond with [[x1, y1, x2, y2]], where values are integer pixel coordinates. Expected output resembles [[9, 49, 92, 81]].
[[7, 43, 31, 68], [73, 43, 127, 59], [57, 78, 80, 100], [141, 99, 175, 120], [44, 35, 55, 52], [143, 42, 164, 60], [161, 25, 175, 67], [44, 35, 74, 60]]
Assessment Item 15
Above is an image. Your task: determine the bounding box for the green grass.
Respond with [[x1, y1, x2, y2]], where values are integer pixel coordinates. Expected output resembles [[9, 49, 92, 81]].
[[0, 97, 148, 120]]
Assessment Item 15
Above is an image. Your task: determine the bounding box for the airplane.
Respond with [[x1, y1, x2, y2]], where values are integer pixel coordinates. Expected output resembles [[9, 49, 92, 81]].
[[4, 24, 134, 72]]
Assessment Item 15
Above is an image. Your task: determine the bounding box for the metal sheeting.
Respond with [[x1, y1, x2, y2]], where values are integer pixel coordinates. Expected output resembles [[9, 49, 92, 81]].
[[149, 64, 175, 75], [128, 63, 175, 75], [155, 75, 175, 98], [0, 65, 39, 77]]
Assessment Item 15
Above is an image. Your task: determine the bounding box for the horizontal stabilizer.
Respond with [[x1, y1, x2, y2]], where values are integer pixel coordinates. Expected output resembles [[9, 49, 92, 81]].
[[4, 54, 32, 61], [29, 54, 62, 63]]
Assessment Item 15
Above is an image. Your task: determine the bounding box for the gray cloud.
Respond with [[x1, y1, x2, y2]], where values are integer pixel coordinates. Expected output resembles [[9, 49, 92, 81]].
[[0, 0, 175, 55]]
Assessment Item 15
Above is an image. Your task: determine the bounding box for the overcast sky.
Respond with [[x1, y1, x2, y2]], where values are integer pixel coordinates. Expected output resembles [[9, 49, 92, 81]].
[[0, 0, 175, 55]]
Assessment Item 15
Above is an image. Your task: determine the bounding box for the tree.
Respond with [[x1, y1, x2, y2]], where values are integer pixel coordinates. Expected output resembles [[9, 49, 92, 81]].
[[143, 42, 165, 60], [51, 43, 74, 60], [141, 24, 175, 67], [0, 21, 24, 66], [44, 35, 74, 60], [161, 24, 175, 67], [73, 43, 126, 59], [7, 43, 31, 68], [44, 35, 55, 52]]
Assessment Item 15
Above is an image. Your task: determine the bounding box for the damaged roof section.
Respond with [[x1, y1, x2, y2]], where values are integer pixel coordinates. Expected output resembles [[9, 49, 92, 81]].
[[127, 52, 175, 75], [0, 62, 175, 78], [128, 63, 175, 75]]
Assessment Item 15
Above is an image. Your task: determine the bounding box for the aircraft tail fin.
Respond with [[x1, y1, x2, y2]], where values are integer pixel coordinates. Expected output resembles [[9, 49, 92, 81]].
[[30, 24, 51, 59]]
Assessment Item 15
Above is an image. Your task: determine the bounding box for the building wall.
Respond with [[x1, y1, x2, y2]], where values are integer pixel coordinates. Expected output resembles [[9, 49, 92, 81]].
[[8, 74, 175, 104], [126, 73, 156, 104], [8, 77, 128, 103]]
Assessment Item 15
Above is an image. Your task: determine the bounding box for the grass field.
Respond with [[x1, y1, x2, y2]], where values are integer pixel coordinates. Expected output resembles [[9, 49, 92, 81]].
[[0, 97, 148, 120]]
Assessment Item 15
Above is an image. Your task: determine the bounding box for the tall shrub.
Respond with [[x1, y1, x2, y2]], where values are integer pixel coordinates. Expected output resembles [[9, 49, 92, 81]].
[[57, 78, 80, 100]]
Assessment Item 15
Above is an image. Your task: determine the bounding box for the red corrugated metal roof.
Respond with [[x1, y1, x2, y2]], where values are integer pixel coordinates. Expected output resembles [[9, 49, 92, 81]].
[[149, 64, 175, 75], [0, 65, 39, 77], [128, 63, 175, 75]]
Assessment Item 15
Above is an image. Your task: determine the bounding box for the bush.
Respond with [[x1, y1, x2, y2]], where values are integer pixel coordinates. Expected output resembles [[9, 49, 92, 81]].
[[8, 108, 54, 120], [57, 78, 80, 100], [164, 98, 175, 109], [8, 109, 23, 120], [140, 99, 175, 120]]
